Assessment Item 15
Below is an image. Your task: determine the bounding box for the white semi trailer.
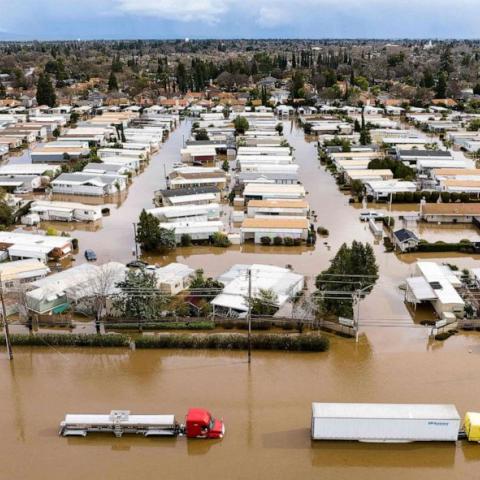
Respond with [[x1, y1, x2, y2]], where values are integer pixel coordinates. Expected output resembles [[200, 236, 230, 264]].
[[311, 403, 461, 443]]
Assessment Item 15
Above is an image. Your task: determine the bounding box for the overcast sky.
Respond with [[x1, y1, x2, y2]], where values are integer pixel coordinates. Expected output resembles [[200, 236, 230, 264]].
[[0, 0, 478, 40]]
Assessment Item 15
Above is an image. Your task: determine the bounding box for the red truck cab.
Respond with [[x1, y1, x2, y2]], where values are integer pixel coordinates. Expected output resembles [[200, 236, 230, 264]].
[[185, 408, 224, 439]]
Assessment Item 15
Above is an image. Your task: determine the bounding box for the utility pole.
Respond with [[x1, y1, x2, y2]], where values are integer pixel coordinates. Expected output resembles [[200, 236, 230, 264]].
[[355, 291, 360, 343], [247, 268, 252, 364], [132, 222, 139, 260], [0, 274, 13, 360]]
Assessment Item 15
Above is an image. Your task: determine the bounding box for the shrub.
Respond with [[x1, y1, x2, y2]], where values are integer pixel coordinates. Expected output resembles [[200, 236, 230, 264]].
[[430, 191, 440, 202], [71, 238, 79, 250], [260, 236, 272, 245], [180, 234, 192, 247], [403, 191, 414, 203], [450, 192, 460, 203], [293, 238, 302, 246], [382, 216, 395, 228], [283, 237, 294, 246], [273, 236, 283, 246], [211, 232, 231, 247], [440, 191, 451, 203], [316, 226, 329, 236]]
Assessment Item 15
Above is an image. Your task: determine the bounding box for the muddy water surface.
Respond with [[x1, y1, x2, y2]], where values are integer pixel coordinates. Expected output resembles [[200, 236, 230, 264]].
[[2, 337, 480, 480]]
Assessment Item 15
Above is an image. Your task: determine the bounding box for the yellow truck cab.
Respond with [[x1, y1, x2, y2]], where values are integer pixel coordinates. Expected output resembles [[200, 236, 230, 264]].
[[464, 412, 480, 442]]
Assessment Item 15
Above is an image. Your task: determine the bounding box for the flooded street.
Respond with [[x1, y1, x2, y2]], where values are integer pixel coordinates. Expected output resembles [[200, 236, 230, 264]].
[[2, 337, 480, 480]]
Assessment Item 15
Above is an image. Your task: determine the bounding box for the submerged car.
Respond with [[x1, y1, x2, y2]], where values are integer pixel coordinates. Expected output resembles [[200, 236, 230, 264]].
[[359, 211, 384, 222], [84, 249, 97, 261], [126, 260, 149, 269]]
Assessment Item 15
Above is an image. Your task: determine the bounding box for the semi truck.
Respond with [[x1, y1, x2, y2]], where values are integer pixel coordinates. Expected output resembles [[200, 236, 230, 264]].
[[311, 403, 480, 443], [59, 408, 224, 439]]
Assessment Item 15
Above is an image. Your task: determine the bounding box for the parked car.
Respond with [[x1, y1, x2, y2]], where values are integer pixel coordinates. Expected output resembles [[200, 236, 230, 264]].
[[126, 260, 149, 269], [84, 249, 97, 261], [360, 211, 384, 222]]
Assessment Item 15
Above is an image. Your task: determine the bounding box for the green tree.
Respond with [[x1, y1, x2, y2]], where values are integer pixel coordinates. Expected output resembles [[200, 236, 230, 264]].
[[351, 179, 364, 196], [354, 76, 369, 91], [467, 119, 480, 132], [422, 70, 435, 89], [234, 116, 249, 135], [189, 269, 224, 301], [0, 83, 6, 99], [261, 85, 269, 105], [368, 157, 415, 180], [176, 62, 188, 93], [359, 109, 371, 145], [36, 73, 56, 107], [222, 159, 230, 172], [291, 70, 305, 99], [315, 241, 379, 318], [251, 288, 279, 316], [114, 269, 166, 320], [136, 209, 176, 252], [108, 71, 118, 92], [0, 197, 14, 227], [435, 71, 447, 99]]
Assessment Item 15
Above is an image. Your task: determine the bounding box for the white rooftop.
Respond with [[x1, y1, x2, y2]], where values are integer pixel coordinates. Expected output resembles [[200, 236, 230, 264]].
[[212, 264, 304, 312]]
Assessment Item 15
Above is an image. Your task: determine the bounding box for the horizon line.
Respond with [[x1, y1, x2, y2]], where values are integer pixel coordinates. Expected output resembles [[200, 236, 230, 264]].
[[0, 37, 479, 43]]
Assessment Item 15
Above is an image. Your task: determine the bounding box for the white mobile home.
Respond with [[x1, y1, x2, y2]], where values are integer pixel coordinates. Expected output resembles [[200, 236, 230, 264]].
[[29, 200, 103, 222], [240, 217, 309, 243], [160, 221, 225, 243], [153, 263, 195, 295], [211, 264, 304, 315], [51, 173, 127, 196], [147, 203, 220, 223]]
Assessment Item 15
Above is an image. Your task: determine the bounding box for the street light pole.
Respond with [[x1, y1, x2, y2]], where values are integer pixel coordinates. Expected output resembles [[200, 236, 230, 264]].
[[132, 222, 139, 260], [0, 274, 13, 360]]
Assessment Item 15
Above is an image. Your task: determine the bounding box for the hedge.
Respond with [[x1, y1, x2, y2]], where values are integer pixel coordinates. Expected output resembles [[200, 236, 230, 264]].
[[106, 321, 215, 330], [417, 242, 474, 253], [0, 332, 329, 352], [135, 333, 330, 352], [0, 333, 130, 347]]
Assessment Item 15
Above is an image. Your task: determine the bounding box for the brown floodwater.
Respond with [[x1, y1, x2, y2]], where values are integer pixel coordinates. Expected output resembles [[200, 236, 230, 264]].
[[2, 336, 480, 480]]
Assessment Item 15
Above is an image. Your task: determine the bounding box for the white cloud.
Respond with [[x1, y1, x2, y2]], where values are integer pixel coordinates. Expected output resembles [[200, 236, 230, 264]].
[[115, 0, 232, 23], [256, 6, 287, 28]]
